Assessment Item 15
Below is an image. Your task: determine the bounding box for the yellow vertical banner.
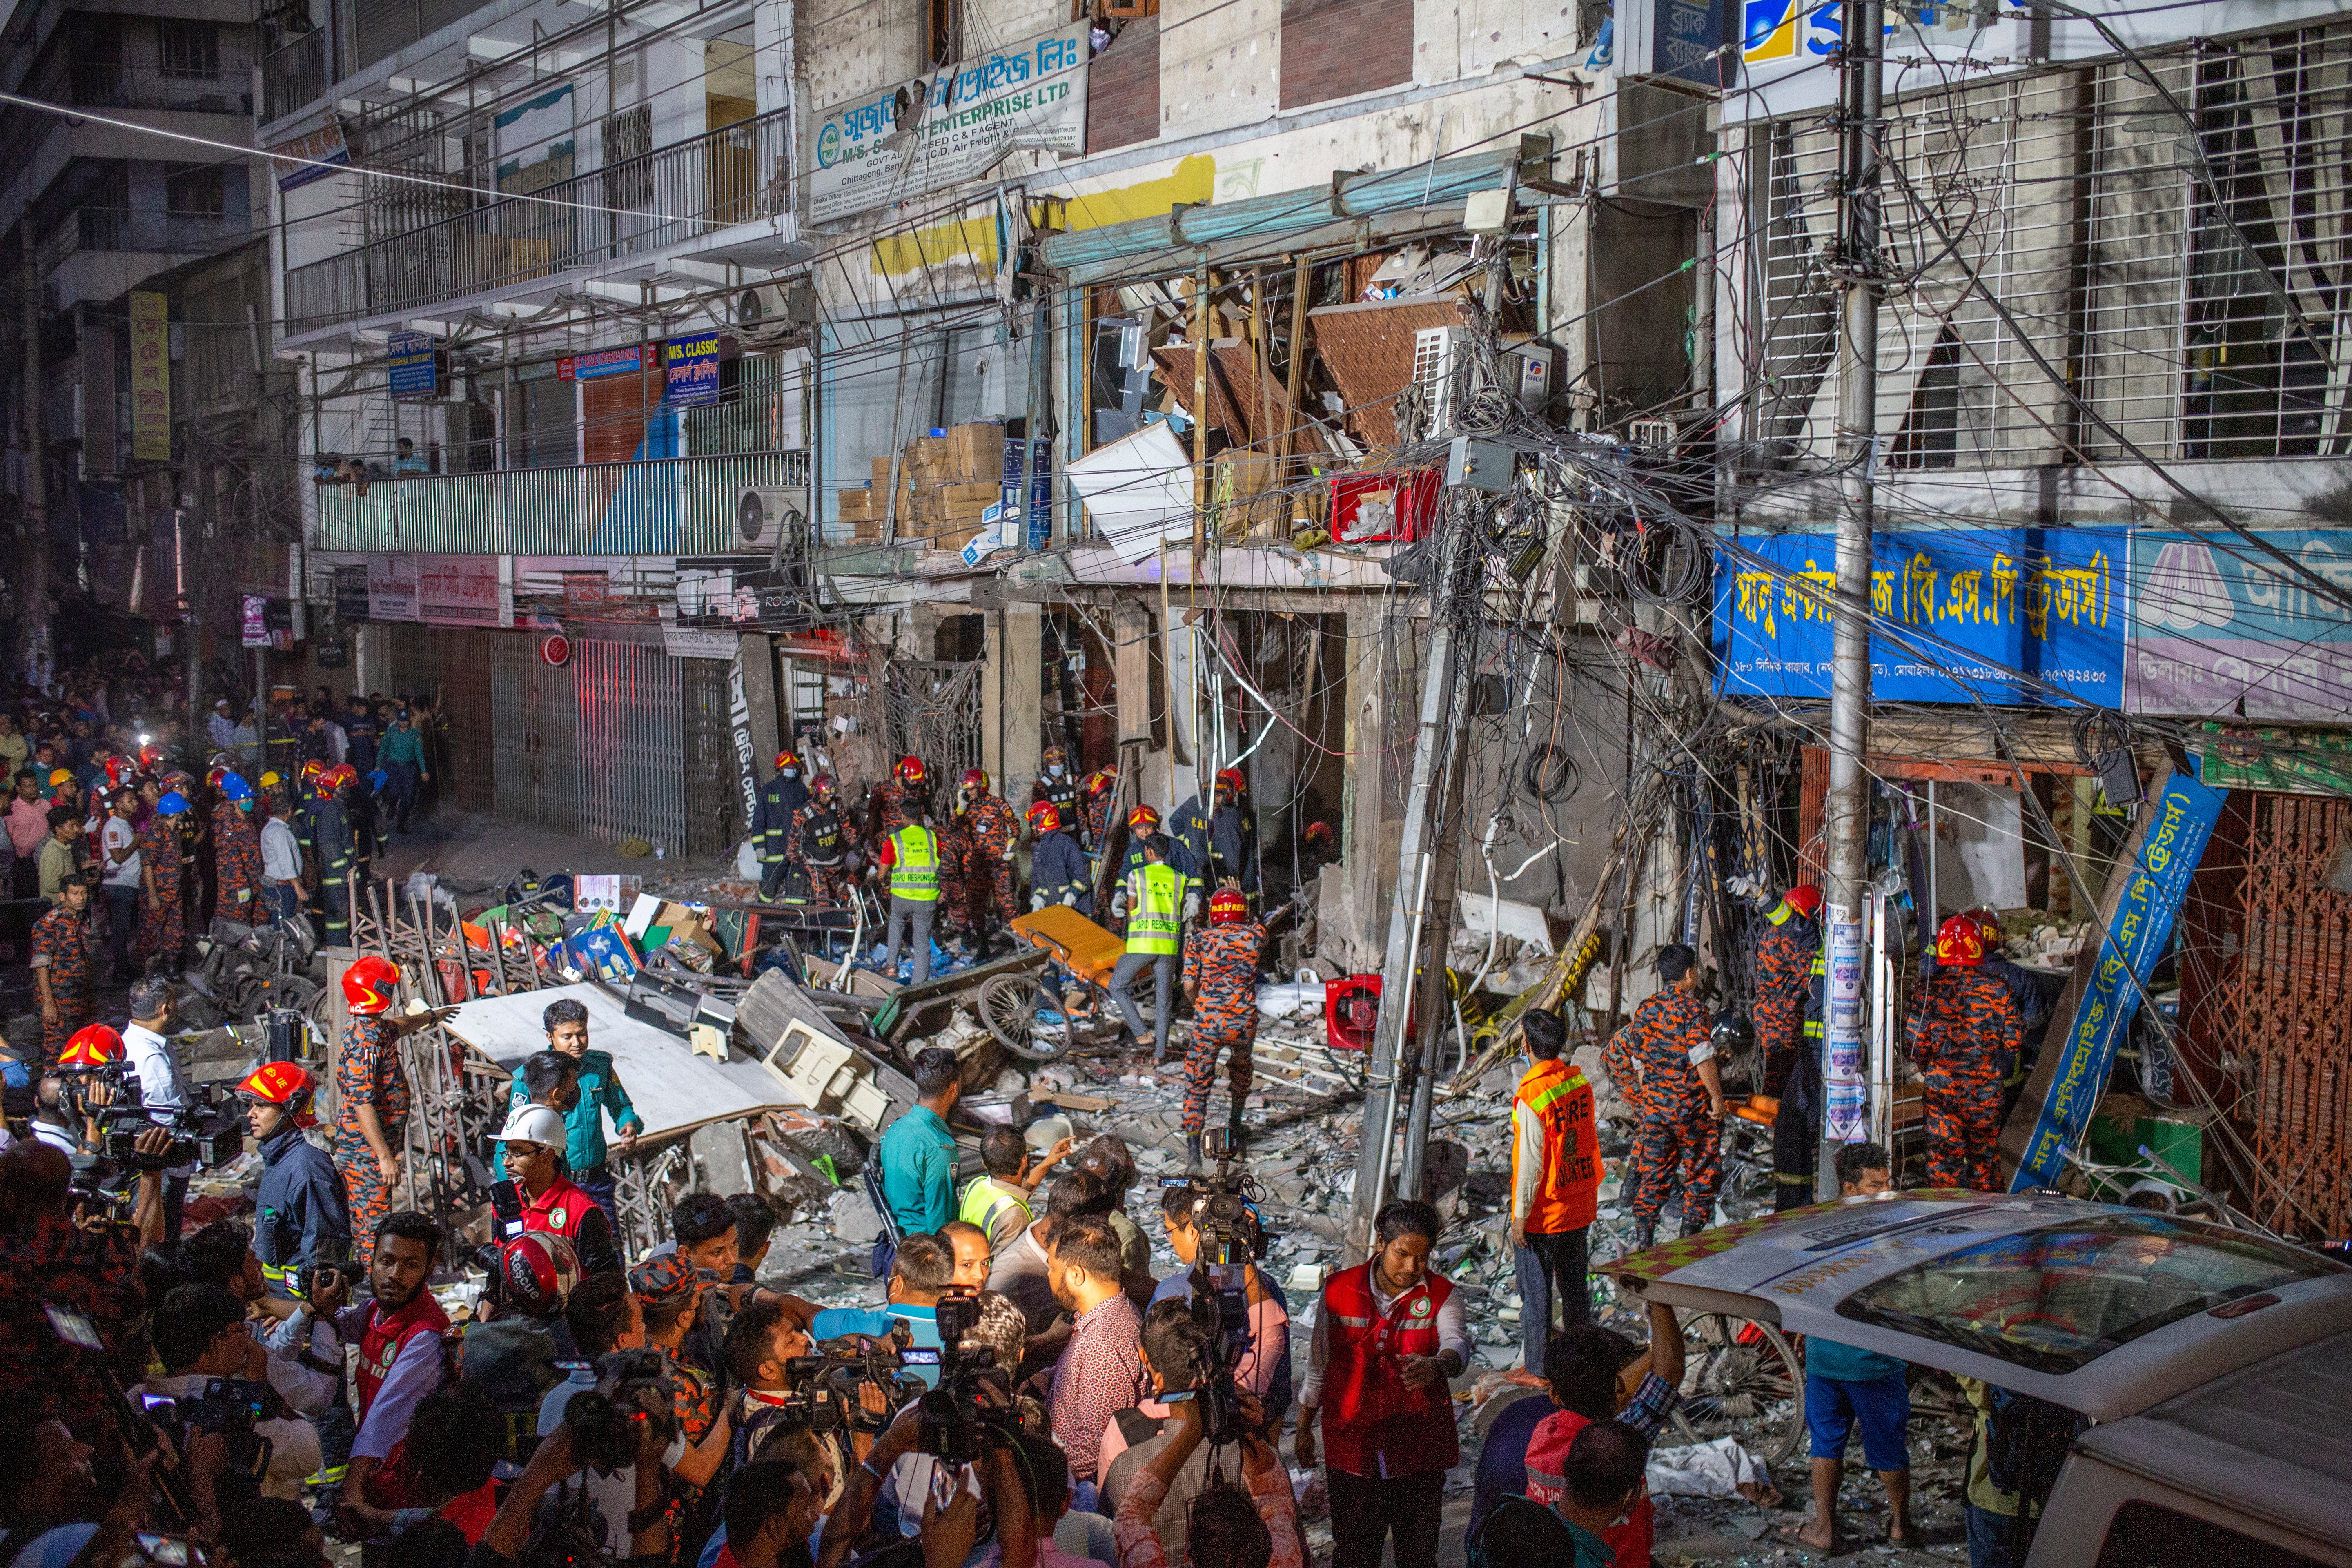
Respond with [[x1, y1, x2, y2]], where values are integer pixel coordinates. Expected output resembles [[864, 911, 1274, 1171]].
[[130, 290, 171, 462]]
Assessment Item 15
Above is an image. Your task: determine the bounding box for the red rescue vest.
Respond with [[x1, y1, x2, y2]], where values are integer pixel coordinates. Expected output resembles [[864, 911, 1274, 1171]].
[[1317, 1260, 1459, 1478], [356, 1288, 452, 1508], [521, 1173, 595, 1241], [1523, 1408, 1654, 1568]]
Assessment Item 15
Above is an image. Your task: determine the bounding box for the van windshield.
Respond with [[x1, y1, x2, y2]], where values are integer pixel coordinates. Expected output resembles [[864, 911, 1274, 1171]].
[[1833, 1216, 2343, 1374]]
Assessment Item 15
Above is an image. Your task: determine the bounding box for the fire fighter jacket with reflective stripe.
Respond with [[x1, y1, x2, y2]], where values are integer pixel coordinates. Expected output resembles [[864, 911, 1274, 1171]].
[[754, 773, 808, 865], [1753, 906, 1818, 1024], [254, 1122, 352, 1294], [1511, 1058, 1599, 1233], [797, 803, 847, 866], [1317, 1261, 1461, 1478]]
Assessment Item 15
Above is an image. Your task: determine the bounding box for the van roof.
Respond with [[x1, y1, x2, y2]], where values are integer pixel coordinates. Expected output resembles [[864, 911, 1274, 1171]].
[[2073, 1327, 2352, 1550]]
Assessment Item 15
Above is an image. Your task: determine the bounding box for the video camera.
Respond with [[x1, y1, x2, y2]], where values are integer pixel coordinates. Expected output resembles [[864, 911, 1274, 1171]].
[[61, 1065, 246, 1171], [559, 1348, 678, 1474], [1160, 1130, 1269, 1446], [764, 1333, 927, 1436], [139, 1377, 276, 1495], [915, 1287, 1021, 1465]]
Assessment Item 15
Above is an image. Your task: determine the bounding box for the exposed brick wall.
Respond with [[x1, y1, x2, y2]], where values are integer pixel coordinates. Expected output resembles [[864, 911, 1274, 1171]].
[[1281, 0, 1411, 109], [1085, 16, 1159, 154]]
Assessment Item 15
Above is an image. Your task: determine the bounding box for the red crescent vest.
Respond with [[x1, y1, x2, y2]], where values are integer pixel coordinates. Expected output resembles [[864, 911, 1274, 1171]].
[[357, 1288, 452, 1506], [522, 1173, 595, 1241], [1318, 1260, 1460, 1477], [1524, 1408, 1653, 1568]]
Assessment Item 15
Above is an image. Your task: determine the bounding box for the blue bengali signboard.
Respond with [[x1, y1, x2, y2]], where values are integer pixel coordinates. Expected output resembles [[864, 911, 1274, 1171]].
[[664, 334, 722, 407], [1714, 528, 2126, 705], [2010, 772, 2227, 1190], [387, 332, 439, 400]]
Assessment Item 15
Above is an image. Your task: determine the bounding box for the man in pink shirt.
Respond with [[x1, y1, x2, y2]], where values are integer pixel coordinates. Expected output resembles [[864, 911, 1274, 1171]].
[[7, 771, 50, 897]]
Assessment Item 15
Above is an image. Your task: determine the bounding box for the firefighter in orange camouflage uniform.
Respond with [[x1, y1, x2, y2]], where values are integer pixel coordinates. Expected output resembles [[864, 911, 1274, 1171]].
[[1907, 914, 2021, 1191], [950, 767, 1019, 947], [870, 756, 926, 840], [1751, 884, 1822, 1097], [1609, 943, 1728, 1249], [1078, 766, 1118, 858], [1178, 887, 1265, 1168]]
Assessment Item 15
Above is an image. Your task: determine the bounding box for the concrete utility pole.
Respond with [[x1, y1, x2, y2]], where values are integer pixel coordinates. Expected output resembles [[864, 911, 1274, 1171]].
[[1348, 503, 1472, 1244], [1821, 0, 1884, 1199], [22, 251, 46, 683]]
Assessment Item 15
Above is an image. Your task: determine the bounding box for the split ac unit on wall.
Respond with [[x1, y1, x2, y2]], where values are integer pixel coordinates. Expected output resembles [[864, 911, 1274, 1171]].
[[1410, 326, 1559, 435]]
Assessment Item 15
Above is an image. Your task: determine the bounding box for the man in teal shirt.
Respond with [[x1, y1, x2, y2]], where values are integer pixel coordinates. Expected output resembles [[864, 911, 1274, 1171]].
[[1797, 1142, 1915, 1554], [502, 997, 641, 1219], [873, 1047, 960, 1276], [377, 709, 428, 831]]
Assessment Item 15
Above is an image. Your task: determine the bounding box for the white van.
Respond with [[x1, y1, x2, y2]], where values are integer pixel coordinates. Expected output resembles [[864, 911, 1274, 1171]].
[[1608, 1192, 2352, 1566]]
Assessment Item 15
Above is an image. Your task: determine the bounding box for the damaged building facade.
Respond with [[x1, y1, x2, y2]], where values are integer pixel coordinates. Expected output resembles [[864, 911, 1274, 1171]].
[[232, 0, 2352, 1240]]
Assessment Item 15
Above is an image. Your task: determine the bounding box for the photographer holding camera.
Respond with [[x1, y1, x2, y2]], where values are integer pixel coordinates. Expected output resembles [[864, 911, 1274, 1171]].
[[318, 1212, 452, 1537], [121, 978, 194, 1241], [1111, 1381, 1299, 1568], [805, 1232, 954, 1387], [537, 1272, 726, 1561], [135, 1283, 322, 1506], [464, 1402, 675, 1568], [1152, 1175, 1291, 1419]]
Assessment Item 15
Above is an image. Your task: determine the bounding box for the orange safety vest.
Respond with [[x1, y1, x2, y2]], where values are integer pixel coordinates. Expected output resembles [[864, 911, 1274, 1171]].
[[1512, 1058, 1599, 1234]]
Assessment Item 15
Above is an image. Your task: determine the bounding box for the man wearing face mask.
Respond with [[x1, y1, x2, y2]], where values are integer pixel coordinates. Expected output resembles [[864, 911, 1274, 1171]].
[[1030, 742, 1081, 835]]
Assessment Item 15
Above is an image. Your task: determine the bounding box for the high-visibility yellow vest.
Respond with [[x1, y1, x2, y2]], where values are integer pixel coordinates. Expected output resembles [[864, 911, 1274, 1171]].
[[958, 1176, 1030, 1247], [1126, 862, 1185, 955], [891, 826, 939, 902]]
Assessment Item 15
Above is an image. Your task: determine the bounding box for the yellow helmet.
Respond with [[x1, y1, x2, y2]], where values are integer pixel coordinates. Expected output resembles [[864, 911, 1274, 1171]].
[[259, 771, 283, 788]]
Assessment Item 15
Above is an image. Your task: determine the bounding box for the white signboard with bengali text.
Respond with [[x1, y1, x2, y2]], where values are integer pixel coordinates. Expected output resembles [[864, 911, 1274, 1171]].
[[806, 24, 1088, 225]]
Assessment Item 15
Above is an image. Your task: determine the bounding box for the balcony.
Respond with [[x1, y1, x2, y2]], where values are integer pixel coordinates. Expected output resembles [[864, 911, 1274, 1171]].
[[287, 109, 789, 336], [263, 31, 327, 123], [39, 206, 254, 308], [67, 62, 254, 116], [311, 448, 809, 555]]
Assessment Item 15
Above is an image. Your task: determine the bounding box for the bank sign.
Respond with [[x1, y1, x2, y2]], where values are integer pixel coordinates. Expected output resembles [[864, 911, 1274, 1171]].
[[1714, 528, 2127, 705], [806, 24, 1088, 225]]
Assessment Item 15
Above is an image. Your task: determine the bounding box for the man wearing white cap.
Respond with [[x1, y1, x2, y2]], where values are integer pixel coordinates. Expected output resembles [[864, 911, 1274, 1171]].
[[495, 1102, 622, 1279]]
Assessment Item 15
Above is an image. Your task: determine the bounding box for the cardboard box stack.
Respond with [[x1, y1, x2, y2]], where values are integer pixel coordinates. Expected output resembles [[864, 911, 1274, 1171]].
[[841, 423, 1038, 550]]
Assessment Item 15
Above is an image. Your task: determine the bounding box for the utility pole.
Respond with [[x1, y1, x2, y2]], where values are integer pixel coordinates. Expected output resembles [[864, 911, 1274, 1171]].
[[1821, 0, 1883, 1199], [1348, 501, 1471, 1244], [22, 251, 46, 686]]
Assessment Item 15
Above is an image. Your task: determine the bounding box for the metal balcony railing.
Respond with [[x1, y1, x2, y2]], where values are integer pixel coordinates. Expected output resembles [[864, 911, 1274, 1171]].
[[286, 109, 789, 335], [68, 63, 254, 114], [262, 31, 327, 122], [310, 447, 810, 555], [78, 207, 249, 253]]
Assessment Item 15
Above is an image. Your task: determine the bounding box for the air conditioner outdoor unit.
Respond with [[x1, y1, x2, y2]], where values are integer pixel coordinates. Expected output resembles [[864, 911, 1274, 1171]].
[[737, 486, 806, 548], [1412, 326, 1471, 434], [733, 285, 784, 327]]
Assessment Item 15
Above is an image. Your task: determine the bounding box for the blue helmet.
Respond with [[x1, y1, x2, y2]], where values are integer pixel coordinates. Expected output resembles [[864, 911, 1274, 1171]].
[[367, 768, 390, 793], [218, 773, 254, 804], [156, 791, 191, 815]]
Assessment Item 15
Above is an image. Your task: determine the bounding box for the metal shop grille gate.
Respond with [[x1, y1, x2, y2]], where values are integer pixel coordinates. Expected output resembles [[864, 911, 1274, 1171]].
[[2213, 791, 2352, 1237], [381, 630, 733, 860]]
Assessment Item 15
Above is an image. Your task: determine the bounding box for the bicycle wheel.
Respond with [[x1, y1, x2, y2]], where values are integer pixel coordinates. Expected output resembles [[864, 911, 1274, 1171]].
[[979, 971, 1068, 1061], [1666, 1311, 1804, 1466]]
